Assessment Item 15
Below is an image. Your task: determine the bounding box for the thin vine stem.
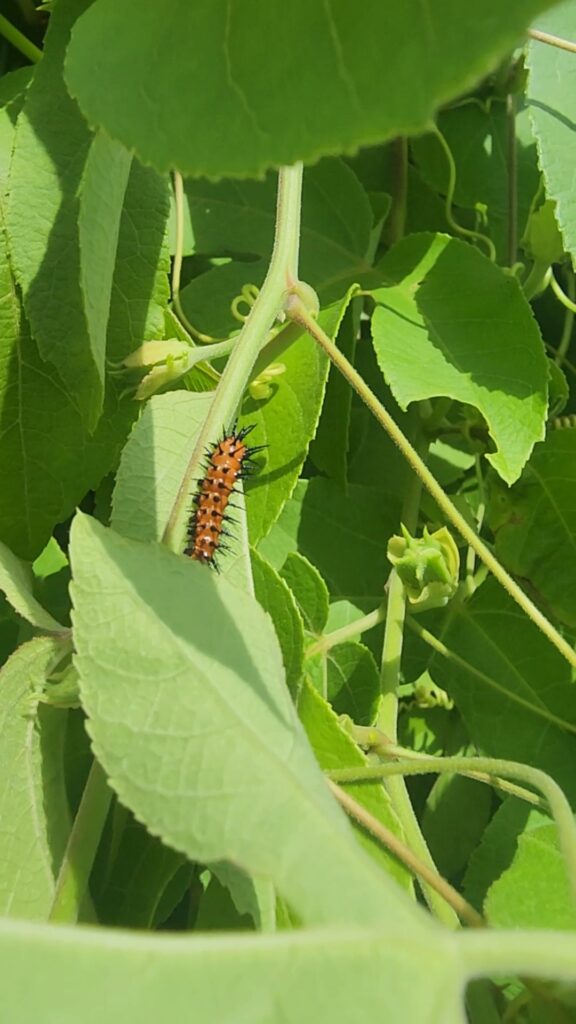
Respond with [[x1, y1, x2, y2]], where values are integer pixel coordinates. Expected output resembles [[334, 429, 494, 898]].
[[163, 162, 303, 552], [327, 755, 576, 905], [430, 123, 496, 262], [529, 28, 576, 54], [327, 780, 483, 928], [306, 603, 387, 657], [286, 299, 576, 669], [49, 759, 112, 923], [171, 171, 217, 343], [0, 12, 42, 62]]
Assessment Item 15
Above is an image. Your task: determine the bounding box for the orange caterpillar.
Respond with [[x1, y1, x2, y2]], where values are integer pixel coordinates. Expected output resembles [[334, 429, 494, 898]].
[[185, 425, 262, 565]]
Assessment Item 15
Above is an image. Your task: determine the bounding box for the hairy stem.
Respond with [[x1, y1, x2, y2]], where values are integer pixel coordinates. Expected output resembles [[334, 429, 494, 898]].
[[327, 780, 483, 928], [164, 163, 303, 552], [328, 755, 576, 905]]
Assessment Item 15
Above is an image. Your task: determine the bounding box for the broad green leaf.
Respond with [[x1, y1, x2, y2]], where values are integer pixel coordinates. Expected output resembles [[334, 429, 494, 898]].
[[250, 548, 305, 697], [371, 233, 548, 484], [69, 513, 419, 927], [78, 131, 132, 382], [0, 540, 63, 632], [487, 430, 576, 628], [429, 578, 576, 804], [0, 637, 71, 918], [6, 0, 103, 427], [325, 642, 380, 726], [32, 538, 68, 581], [422, 775, 493, 880], [0, 77, 167, 558], [299, 680, 412, 891], [485, 822, 576, 931], [0, 916, 470, 1024], [111, 391, 214, 544], [411, 102, 540, 263], [195, 875, 254, 931], [65, 0, 559, 179], [4, 915, 576, 1024], [96, 813, 190, 929], [464, 798, 538, 912], [245, 289, 356, 545], [106, 158, 171, 360], [280, 552, 329, 635], [259, 479, 400, 606], [0, 282, 134, 558], [527, 2, 576, 264]]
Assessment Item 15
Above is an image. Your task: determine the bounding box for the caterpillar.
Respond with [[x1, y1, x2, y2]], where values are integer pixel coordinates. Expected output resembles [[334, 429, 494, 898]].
[[185, 425, 262, 566]]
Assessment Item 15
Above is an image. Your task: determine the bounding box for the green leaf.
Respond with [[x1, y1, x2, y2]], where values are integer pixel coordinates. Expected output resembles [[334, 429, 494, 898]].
[[325, 642, 381, 726], [250, 548, 305, 698], [464, 797, 534, 912], [280, 552, 329, 635], [6, 0, 103, 427], [486, 822, 576, 931], [69, 512, 418, 927], [106, 158, 171, 360], [0, 914, 474, 1024], [0, 540, 64, 632], [0, 70, 168, 558], [429, 578, 576, 804], [259, 479, 399, 606], [0, 637, 71, 918], [299, 679, 412, 892], [194, 875, 253, 932], [527, 3, 576, 264], [96, 813, 190, 929], [422, 774, 493, 880], [487, 430, 576, 628], [372, 233, 548, 485], [64, 0, 559, 179], [245, 289, 355, 546], [0, 235, 133, 558], [78, 131, 132, 384]]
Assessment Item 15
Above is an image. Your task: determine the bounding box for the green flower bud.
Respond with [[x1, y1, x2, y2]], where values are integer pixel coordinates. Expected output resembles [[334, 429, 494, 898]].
[[387, 525, 460, 611]]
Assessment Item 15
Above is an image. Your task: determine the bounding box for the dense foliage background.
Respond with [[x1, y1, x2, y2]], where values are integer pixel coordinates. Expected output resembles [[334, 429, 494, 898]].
[[1, 1, 576, 1021]]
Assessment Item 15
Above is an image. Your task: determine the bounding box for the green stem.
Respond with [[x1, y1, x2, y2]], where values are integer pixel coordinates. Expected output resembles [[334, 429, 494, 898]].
[[372, 425, 457, 927], [0, 12, 42, 62], [506, 92, 518, 267], [328, 754, 576, 905], [49, 759, 112, 923], [306, 603, 386, 657], [338, 728, 546, 808], [163, 163, 303, 552], [431, 123, 496, 262], [556, 270, 575, 367], [286, 301, 576, 670]]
